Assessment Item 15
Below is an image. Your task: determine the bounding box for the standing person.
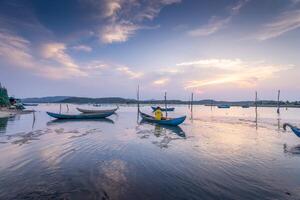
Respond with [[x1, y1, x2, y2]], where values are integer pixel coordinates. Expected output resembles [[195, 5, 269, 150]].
[[154, 106, 163, 120]]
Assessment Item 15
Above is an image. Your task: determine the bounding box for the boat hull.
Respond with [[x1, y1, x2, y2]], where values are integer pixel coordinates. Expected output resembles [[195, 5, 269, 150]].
[[140, 112, 185, 126], [76, 106, 118, 114], [46, 111, 114, 119], [217, 105, 230, 109], [151, 106, 175, 112]]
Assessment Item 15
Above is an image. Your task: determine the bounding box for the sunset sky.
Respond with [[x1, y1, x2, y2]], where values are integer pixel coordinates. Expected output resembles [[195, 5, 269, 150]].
[[0, 0, 299, 100]]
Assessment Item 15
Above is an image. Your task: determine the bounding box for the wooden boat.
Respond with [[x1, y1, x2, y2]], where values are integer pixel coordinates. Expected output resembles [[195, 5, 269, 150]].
[[46, 111, 114, 120], [23, 103, 38, 106], [151, 106, 175, 112], [76, 106, 119, 114], [217, 104, 230, 109], [47, 118, 114, 125], [140, 112, 185, 126], [283, 123, 300, 137], [241, 105, 250, 108]]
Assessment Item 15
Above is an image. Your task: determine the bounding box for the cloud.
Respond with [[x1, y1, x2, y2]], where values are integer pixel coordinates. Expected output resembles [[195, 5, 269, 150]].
[[188, 0, 249, 37], [257, 9, 300, 40], [153, 77, 170, 86], [188, 17, 231, 36], [41, 43, 79, 69], [0, 30, 87, 79], [116, 66, 143, 79], [72, 45, 92, 52], [180, 59, 293, 89], [100, 22, 140, 43], [92, 0, 181, 43], [176, 58, 244, 70]]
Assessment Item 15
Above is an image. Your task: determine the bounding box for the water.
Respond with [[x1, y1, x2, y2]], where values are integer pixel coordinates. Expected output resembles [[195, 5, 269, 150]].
[[0, 104, 300, 200]]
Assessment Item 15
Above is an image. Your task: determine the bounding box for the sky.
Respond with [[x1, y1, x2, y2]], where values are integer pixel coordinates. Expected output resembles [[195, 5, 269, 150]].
[[0, 0, 299, 101]]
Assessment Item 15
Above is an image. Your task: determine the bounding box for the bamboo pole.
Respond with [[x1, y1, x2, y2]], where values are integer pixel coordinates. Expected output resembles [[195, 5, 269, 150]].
[[164, 92, 168, 118], [137, 85, 140, 113], [255, 91, 258, 129], [277, 90, 280, 114], [191, 92, 194, 113], [59, 104, 62, 114]]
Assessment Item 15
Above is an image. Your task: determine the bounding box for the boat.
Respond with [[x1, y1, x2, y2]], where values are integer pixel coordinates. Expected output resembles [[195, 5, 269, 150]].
[[46, 111, 114, 120], [283, 123, 300, 137], [217, 104, 230, 109], [76, 106, 119, 114], [241, 105, 250, 108], [140, 111, 185, 126], [23, 103, 38, 106], [151, 106, 175, 112], [47, 118, 114, 125]]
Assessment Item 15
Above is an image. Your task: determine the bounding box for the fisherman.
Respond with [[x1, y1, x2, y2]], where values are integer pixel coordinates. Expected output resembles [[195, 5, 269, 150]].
[[154, 106, 163, 120]]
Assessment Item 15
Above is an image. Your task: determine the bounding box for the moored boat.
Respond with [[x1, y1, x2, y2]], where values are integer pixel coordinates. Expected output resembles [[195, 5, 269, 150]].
[[283, 123, 300, 137], [23, 103, 39, 106], [217, 104, 230, 109], [46, 111, 114, 120], [151, 106, 175, 112], [76, 106, 119, 114], [140, 111, 185, 126], [241, 105, 250, 108]]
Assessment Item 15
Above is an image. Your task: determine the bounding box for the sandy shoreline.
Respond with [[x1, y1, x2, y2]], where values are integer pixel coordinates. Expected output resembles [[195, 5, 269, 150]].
[[0, 108, 34, 118]]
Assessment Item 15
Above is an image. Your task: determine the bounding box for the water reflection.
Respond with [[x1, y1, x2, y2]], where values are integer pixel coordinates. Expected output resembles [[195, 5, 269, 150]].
[[140, 120, 186, 138], [47, 118, 114, 126], [0, 117, 9, 133], [283, 143, 300, 155]]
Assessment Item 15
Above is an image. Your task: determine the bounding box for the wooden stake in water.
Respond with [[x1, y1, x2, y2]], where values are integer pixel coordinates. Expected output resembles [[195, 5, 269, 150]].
[[137, 85, 140, 113], [191, 92, 194, 113], [66, 104, 69, 113], [255, 91, 258, 129], [164, 92, 168, 118], [59, 104, 62, 114], [277, 90, 280, 114]]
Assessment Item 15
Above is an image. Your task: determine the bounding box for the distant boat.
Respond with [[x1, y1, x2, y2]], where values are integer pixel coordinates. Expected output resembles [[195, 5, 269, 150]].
[[151, 106, 175, 112], [93, 104, 101, 107], [283, 123, 300, 137], [76, 106, 119, 114], [217, 104, 230, 109], [140, 112, 185, 126], [46, 111, 114, 120], [241, 105, 250, 108], [23, 103, 38, 106]]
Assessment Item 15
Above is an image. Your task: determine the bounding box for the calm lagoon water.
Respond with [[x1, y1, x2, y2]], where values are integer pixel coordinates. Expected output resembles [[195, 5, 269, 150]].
[[0, 104, 300, 200]]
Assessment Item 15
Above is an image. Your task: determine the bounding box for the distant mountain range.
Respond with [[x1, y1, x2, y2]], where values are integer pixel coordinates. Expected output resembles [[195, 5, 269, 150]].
[[21, 96, 300, 106]]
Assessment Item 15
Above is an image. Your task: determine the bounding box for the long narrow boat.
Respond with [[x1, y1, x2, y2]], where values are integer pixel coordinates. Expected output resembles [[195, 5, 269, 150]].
[[217, 104, 230, 109], [140, 112, 185, 126], [46, 111, 114, 120], [23, 103, 39, 106], [283, 123, 300, 137], [76, 106, 119, 114], [151, 106, 175, 112], [241, 105, 250, 108]]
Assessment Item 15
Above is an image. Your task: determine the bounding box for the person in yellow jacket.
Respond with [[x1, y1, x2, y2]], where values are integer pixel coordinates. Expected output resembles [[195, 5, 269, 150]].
[[154, 106, 163, 120]]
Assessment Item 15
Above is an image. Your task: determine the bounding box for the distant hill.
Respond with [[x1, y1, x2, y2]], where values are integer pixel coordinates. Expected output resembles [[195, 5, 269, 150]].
[[22, 96, 70, 103], [21, 96, 300, 106]]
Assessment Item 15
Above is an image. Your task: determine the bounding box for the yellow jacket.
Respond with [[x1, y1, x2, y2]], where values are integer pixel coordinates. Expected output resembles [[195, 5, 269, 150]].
[[154, 109, 163, 120]]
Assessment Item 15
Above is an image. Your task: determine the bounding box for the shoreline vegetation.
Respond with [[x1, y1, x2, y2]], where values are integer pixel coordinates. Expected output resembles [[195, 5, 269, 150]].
[[22, 96, 300, 108]]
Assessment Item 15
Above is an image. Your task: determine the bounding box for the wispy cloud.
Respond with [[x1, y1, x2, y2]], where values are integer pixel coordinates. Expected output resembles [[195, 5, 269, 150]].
[[180, 58, 293, 89], [188, 0, 249, 37], [153, 77, 170, 86], [88, 0, 181, 43], [100, 22, 140, 44], [0, 30, 87, 79], [257, 9, 300, 40], [72, 45, 92, 52], [116, 66, 143, 79], [177, 58, 244, 70]]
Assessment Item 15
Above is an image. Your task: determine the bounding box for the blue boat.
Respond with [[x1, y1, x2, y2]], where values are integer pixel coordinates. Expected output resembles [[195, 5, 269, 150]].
[[46, 111, 114, 120], [241, 105, 250, 108], [151, 106, 175, 112], [140, 112, 186, 126], [283, 123, 300, 137], [217, 104, 230, 109]]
